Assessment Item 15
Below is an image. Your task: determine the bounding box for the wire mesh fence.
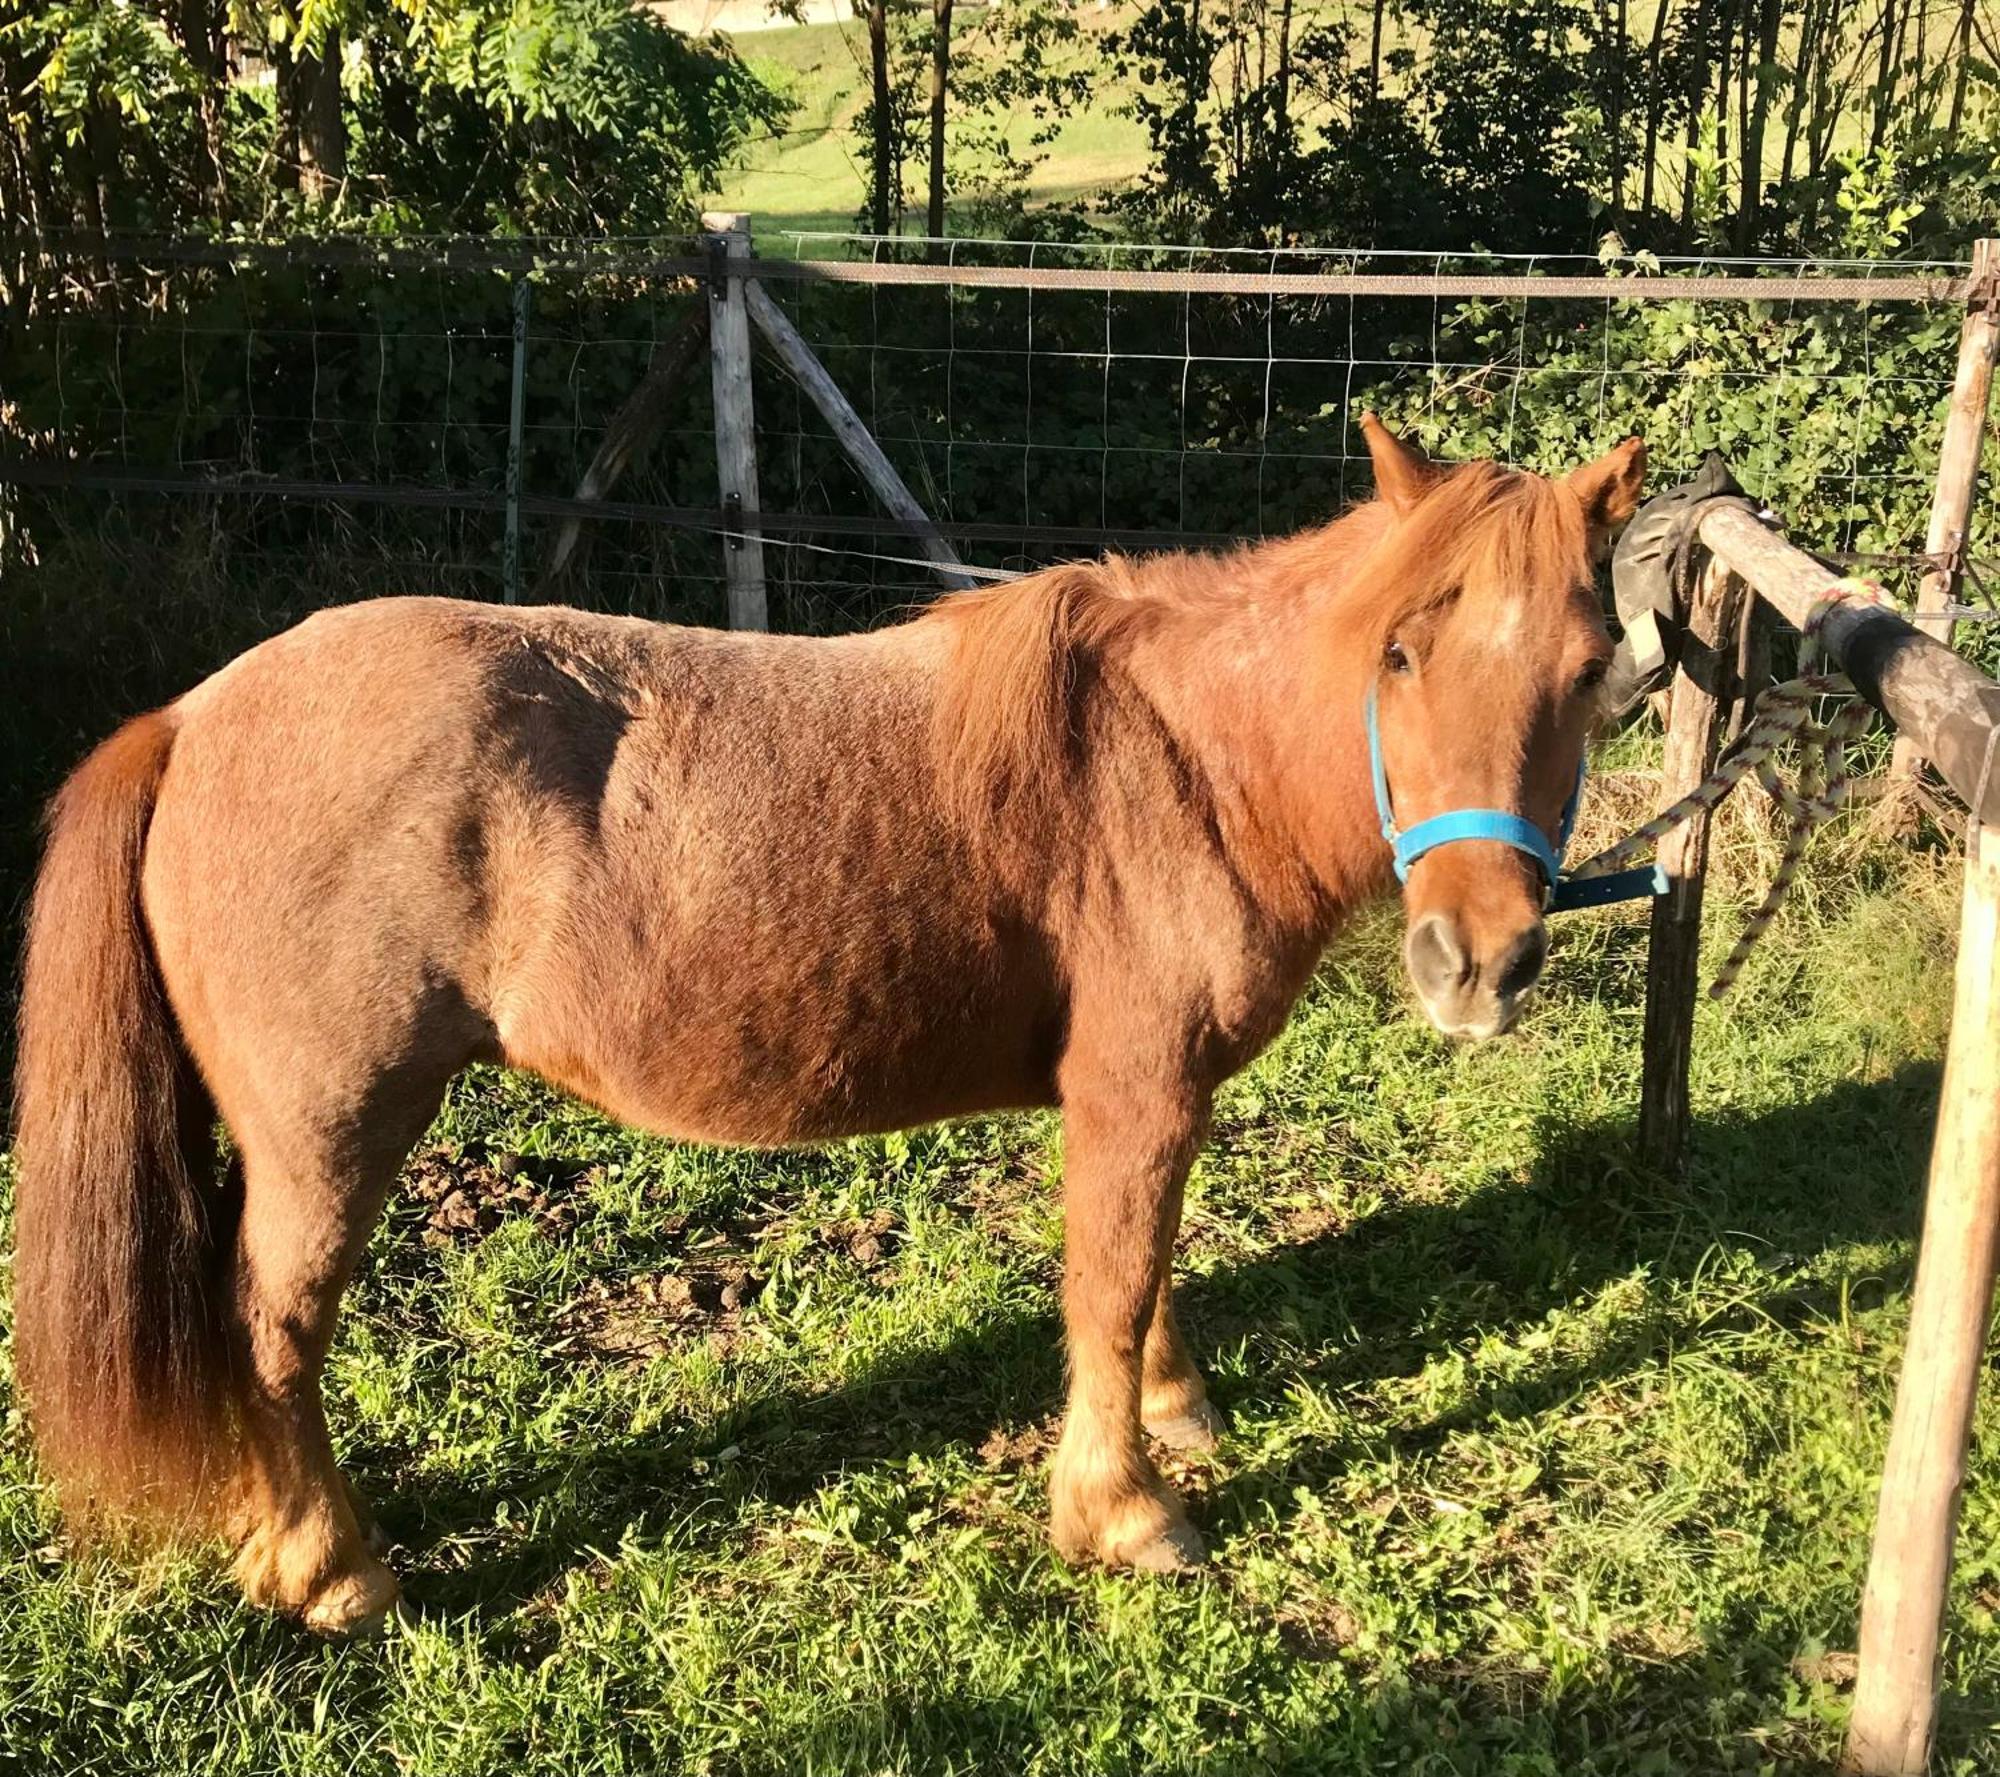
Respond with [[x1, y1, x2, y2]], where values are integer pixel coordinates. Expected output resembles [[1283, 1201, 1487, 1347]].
[[0, 228, 1989, 640]]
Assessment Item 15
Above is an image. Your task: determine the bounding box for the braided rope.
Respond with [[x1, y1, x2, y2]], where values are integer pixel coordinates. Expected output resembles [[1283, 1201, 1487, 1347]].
[[1567, 576, 1892, 998]]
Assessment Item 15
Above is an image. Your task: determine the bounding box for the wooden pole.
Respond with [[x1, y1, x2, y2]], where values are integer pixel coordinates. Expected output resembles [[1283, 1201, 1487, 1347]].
[[1695, 504, 2000, 830], [701, 211, 768, 632], [502, 274, 531, 605], [1845, 818, 2000, 1774], [1663, 495, 2000, 1770], [1891, 238, 1998, 782], [1638, 557, 1745, 1174], [742, 278, 974, 593]]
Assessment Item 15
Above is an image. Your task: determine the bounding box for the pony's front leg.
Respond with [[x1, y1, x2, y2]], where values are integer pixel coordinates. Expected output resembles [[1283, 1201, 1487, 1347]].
[[1142, 1274, 1224, 1451], [1049, 1060, 1209, 1572]]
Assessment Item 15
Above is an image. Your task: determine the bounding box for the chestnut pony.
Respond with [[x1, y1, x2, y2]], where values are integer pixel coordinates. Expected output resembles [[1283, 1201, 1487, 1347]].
[[12, 417, 1643, 1634]]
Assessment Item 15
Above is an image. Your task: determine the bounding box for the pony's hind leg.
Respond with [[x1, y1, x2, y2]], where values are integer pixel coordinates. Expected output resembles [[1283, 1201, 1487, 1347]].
[[1048, 1047, 1210, 1572], [210, 1023, 469, 1636], [225, 1123, 412, 1636]]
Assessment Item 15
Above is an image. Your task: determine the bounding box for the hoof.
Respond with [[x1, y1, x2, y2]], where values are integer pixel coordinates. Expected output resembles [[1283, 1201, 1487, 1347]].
[[1051, 1470, 1206, 1574], [302, 1560, 402, 1638], [1145, 1399, 1224, 1452], [1127, 1520, 1208, 1572]]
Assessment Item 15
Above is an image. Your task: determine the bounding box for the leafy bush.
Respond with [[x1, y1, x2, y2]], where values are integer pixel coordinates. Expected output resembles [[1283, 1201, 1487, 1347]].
[[0, 0, 788, 237]]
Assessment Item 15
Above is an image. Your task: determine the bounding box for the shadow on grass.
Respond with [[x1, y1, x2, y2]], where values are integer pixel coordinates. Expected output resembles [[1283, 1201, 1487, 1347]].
[[372, 1059, 1964, 1755]]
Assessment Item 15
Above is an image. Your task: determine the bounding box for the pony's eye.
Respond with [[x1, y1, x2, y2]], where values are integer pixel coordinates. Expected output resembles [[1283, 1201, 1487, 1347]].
[[1384, 639, 1412, 675], [1574, 659, 1609, 695]]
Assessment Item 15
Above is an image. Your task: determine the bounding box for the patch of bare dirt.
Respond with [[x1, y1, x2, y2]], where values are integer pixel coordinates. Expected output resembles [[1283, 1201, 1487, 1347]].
[[810, 1208, 904, 1274], [1272, 1596, 1361, 1662], [403, 1146, 586, 1247], [978, 1419, 1058, 1470], [935, 1152, 1056, 1246], [555, 1264, 767, 1363]]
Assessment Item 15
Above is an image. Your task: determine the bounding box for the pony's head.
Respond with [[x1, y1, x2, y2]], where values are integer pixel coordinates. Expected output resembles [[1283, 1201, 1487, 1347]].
[[1351, 414, 1645, 1039]]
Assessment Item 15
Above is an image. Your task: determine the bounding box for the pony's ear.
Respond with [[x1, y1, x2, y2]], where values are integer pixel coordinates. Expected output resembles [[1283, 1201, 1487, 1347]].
[[1564, 437, 1647, 543], [1359, 411, 1440, 513]]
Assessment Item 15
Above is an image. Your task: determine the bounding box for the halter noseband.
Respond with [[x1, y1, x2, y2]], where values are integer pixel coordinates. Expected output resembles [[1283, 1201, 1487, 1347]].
[[1364, 681, 1663, 914]]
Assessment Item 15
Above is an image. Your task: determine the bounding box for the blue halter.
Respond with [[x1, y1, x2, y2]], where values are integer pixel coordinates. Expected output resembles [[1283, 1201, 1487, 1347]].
[[1364, 682, 1664, 914]]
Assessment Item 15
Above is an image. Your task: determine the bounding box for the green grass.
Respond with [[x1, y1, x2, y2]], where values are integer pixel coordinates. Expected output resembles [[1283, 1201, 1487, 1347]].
[[711, 8, 1152, 238], [3, 831, 1999, 1774]]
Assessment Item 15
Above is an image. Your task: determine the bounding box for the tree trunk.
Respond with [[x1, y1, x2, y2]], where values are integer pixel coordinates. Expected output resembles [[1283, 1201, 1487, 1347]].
[[1778, 0, 1820, 191], [1639, 0, 1672, 220], [1734, 0, 1750, 215], [85, 99, 132, 231], [273, 39, 300, 194], [926, 0, 951, 241], [1869, 0, 1901, 150], [1912, 0, 1931, 122], [1714, 0, 1732, 167], [1735, 0, 1782, 248], [1369, 0, 1387, 103], [172, 0, 229, 219], [296, 37, 345, 207], [1226, 21, 1242, 178], [1274, 0, 1294, 156], [1607, 0, 1628, 220], [1948, 0, 1977, 130], [870, 0, 892, 234], [1680, 0, 1708, 230], [1253, 0, 1268, 161], [1806, 8, 1843, 182]]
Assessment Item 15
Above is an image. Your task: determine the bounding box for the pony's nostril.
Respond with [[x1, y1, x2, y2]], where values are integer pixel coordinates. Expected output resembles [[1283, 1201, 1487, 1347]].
[[1491, 924, 1549, 1001], [1407, 913, 1473, 996]]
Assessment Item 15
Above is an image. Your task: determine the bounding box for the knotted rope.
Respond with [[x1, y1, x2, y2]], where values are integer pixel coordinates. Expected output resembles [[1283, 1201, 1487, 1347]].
[[1565, 577, 1891, 998]]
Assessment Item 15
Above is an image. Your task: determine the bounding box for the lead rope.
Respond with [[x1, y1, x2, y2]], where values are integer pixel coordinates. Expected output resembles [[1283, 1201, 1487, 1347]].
[[1565, 576, 1891, 998]]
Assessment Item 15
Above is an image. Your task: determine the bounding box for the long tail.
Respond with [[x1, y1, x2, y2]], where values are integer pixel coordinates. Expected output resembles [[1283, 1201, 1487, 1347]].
[[12, 708, 238, 1530]]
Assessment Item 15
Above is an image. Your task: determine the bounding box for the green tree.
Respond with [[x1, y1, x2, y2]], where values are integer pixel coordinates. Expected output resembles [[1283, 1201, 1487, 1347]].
[[0, 0, 788, 242]]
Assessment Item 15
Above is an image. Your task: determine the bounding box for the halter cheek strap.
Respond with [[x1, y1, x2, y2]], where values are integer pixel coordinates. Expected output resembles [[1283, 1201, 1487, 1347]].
[[1365, 681, 1661, 915]]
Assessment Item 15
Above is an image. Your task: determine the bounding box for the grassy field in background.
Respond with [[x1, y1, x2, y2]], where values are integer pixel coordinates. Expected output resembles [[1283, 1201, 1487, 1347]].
[[713, 6, 1151, 237], [703, 0, 1869, 247], [3, 796, 1997, 1775]]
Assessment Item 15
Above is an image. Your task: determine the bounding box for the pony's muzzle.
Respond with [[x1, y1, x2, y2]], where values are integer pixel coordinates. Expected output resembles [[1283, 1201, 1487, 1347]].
[[1404, 913, 1548, 1040]]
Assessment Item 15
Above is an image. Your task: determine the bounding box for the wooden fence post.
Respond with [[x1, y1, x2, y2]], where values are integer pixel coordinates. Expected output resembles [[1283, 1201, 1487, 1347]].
[[1637, 558, 1745, 1174], [1845, 814, 2000, 1774], [1681, 496, 2000, 1763], [501, 273, 531, 605], [701, 210, 768, 632], [1890, 238, 1997, 782]]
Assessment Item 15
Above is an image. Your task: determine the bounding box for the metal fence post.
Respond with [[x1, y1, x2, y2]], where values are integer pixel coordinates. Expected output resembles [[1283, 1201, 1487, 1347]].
[[503, 273, 531, 605]]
